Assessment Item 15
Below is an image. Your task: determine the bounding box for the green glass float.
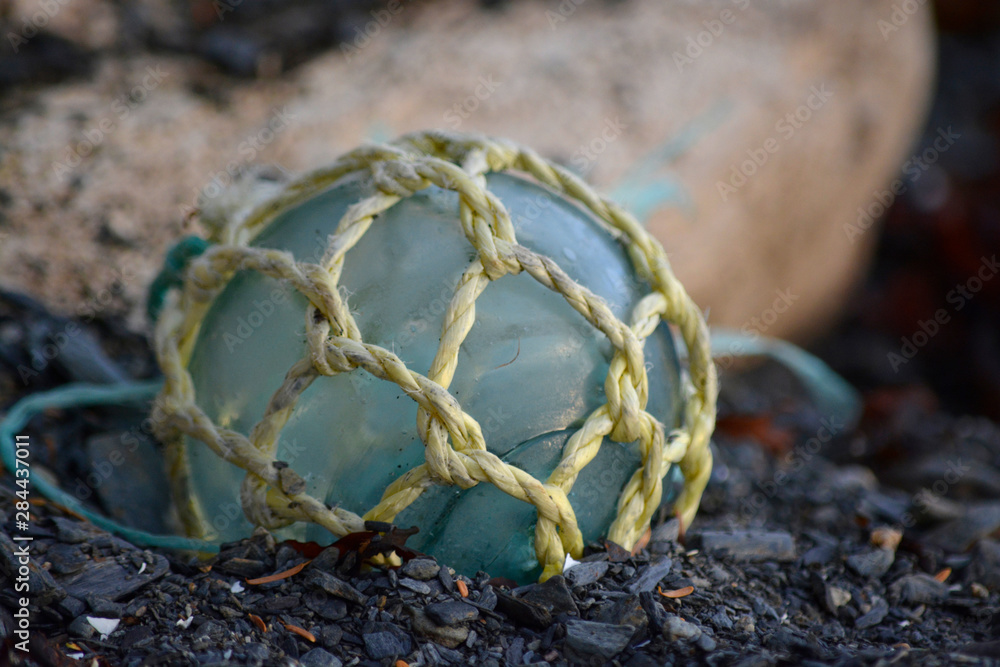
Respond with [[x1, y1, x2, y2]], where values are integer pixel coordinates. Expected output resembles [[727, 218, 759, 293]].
[[152, 131, 717, 583]]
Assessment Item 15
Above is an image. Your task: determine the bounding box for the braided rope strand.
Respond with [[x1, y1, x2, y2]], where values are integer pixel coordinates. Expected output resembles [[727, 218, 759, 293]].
[[153, 130, 717, 581]]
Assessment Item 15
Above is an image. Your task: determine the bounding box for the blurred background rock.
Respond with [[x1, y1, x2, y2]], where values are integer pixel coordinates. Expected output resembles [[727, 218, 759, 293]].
[[1, 0, 996, 418], [0, 0, 933, 338]]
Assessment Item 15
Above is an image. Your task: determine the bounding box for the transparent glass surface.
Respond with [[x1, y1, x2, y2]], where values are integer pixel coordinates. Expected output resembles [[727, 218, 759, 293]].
[[185, 172, 682, 582]]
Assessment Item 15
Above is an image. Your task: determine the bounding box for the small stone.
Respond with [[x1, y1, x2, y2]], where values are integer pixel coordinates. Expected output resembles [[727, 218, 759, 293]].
[[318, 624, 343, 649], [61, 551, 168, 602], [362, 623, 412, 660], [216, 558, 268, 579], [522, 575, 580, 616], [43, 544, 88, 576], [494, 589, 552, 629], [305, 570, 367, 605], [564, 620, 634, 663], [968, 538, 1000, 591], [86, 595, 124, 618], [218, 606, 242, 620], [803, 543, 838, 566], [56, 596, 87, 619], [565, 561, 610, 587], [425, 601, 479, 626], [597, 594, 647, 637], [889, 574, 950, 605], [734, 615, 755, 636], [195, 620, 227, 640], [521, 575, 578, 616], [829, 465, 879, 493], [401, 558, 440, 580], [855, 596, 889, 630], [260, 595, 299, 613], [696, 633, 717, 652], [120, 625, 153, 650], [505, 637, 525, 664], [707, 606, 733, 631], [694, 530, 796, 562], [625, 556, 673, 593], [824, 586, 852, 613], [663, 614, 701, 642], [846, 548, 895, 579], [476, 584, 497, 611], [308, 547, 341, 572], [399, 577, 431, 595], [68, 615, 96, 639], [651, 518, 681, 544], [923, 501, 1000, 552], [300, 648, 342, 667], [408, 607, 469, 648], [303, 592, 348, 621], [50, 517, 92, 544], [870, 526, 903, 552], [243, 642, 270, 666], [438, 566, 456, 593]]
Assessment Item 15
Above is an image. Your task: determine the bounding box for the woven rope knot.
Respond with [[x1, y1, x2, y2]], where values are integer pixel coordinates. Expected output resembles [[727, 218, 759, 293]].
[[154, 130, 717, 582], [372, 159, 426, 197]]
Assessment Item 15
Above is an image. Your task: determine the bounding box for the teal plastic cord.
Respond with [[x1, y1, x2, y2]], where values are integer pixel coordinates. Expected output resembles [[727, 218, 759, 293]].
[[709, 329, 863, 428], [146, 236, 211, 323], [0, 379, 219, 553]]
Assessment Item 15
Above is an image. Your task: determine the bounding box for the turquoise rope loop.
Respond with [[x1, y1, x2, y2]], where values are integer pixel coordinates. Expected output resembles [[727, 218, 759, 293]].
[[0, 379, 219, 554], [147, 236, 212, 323]]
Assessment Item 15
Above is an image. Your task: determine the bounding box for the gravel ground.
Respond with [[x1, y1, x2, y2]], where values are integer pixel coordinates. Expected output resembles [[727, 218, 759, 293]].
[[1, 292, 999, 665], [3, 1, 1000, 665]]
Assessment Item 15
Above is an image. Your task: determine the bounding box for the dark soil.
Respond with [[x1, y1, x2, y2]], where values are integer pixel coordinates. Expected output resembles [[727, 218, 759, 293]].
[[1, 348, 1000, 666], [3, 1, 1000, 666]]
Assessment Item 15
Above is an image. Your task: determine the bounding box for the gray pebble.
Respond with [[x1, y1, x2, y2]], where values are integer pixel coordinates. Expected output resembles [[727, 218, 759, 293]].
[[846, 548, 895, 579], [889, 574, 950, 605], [564, 619, 634, 663], [663, 614, 702, 642], [401, 558, 440, 581], [299, 647, 342, 667]]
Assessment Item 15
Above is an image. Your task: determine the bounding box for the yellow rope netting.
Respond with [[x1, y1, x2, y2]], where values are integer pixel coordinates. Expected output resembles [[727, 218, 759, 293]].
[[152, 130, 717, 581]]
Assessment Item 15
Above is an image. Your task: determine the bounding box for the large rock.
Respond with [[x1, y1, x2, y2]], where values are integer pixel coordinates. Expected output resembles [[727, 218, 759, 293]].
[[0, 0, 933, 341]]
